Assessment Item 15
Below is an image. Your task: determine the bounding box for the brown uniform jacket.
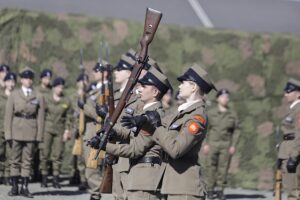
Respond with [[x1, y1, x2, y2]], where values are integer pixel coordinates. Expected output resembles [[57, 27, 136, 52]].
[[5, 88, 45, 142], [0, 90, 8, 132], [106, 101, 165, 191], [206, 106, 240, 147], [44, 93, 72, 135], [278, 100, 300, 160], [151, 100, 207, 196]]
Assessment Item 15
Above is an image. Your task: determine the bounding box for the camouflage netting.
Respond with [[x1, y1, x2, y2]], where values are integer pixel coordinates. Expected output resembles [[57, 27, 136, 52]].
[[1, 8, 300, 190]]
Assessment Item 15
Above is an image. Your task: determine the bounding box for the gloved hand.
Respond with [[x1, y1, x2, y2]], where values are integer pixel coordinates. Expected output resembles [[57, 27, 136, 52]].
[[87, 135, 102, 149], [96, 103, 108, 119], [104, 154, 117, 166], [121, 115, 147, 129], [121, 111, 161, 135], [287, 157, 299, 173], [77, 99, 85, 109]]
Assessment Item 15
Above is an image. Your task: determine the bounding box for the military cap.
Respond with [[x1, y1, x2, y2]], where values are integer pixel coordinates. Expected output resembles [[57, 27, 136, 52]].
[[40, 69, 52, 79], [76, 73, 89, 82], [4, 72, 17, 82], [52, 77, 65, 87], [284, 78, 300, 93], [0, 64, 10, 72], [216, 88, 230, 98], [177, 63, 217, 94], [19, 67, 35, 79], [93, 60, 108, 72], [114, 49, 136, 71], [125, 48, 137, 61], [138, 67, 169, 95]]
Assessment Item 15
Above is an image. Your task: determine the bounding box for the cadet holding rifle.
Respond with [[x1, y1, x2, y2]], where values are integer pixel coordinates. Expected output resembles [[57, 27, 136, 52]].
[[101, 67, 169, 200], [87, 7, 163, 198], [5, 67, 45, 198], [78, 61, 108, 200], [107, 64, 217, 200], [278, 78, 300, 200]]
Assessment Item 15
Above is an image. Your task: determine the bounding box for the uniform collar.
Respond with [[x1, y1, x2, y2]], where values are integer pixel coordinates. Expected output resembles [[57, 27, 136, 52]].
[[143, 101, 159, 111], [290, 99, 300, 110], [178, 99, 201, 113], [21, 86, 32, 96]]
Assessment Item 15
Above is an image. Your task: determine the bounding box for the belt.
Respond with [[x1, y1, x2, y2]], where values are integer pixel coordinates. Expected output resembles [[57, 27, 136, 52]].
[[14, 112, 36, 119], [130, 156, 162, 166], [283, 133, 295, 141]]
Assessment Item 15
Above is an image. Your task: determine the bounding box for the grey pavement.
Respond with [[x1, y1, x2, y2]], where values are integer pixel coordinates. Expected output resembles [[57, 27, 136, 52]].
[[0, 180, 287, 200], [0, 0, 300, 33]]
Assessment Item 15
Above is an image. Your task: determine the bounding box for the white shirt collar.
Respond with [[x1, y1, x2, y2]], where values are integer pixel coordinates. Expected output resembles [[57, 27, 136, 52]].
[[178, 99, 200, 112], [21, 86, 32, 96], [290, 99, 300, 109], [143, 101, 158, 111]]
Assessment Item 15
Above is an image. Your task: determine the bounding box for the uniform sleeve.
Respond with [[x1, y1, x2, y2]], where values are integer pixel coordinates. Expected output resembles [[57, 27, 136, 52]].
[[36, 95, 45, 142], [112, 123, 131, 142], [4, 94, 14, 140], [231, 112, 241, 147], [291, 110, 300, 159], [65, 99, 73, 131], [106, 134, 153, 158], [83, 99, 99, 120], [151, 116, 207, 159]]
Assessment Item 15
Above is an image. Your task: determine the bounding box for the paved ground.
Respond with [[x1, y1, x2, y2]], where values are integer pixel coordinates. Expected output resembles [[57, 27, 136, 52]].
[[0, 0, 300, 33], [0, 179, 287, 200]]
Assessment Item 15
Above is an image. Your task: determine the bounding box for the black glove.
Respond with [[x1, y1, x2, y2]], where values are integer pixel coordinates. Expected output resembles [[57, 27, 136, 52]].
[[6, 140, 12, 148], [77, 99, 85, 109], [104, 154, 117, 166], [287, 157, 299, 173], [120, 115, 147, 129], [96, 104, 108, 119], [121, 111, 161, 135]]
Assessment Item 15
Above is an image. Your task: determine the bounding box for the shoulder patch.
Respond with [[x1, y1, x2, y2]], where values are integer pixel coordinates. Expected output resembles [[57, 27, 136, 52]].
[[298, 115, 300, 124], [187, 121, 201, 135], [193, 115, 207, 126]]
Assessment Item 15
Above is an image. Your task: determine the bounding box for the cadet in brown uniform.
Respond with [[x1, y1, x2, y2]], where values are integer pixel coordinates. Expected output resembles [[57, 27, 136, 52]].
[[37, 69, 52, 95], [121, 64, 217, 200], [101, 68, 170, 200], [0, 72, 16, 185], [203, 89, 240, 200], [40, 77, 72, 188], [77, 62, 108, 200], [278, 78, 300, 200], [5, 67, 45, 198]]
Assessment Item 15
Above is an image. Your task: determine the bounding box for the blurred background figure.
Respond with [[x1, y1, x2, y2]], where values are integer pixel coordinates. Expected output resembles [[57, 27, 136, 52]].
[[0, 64, 10, 89], [0, 72, 16, 185], [203, 89, 240, 200]]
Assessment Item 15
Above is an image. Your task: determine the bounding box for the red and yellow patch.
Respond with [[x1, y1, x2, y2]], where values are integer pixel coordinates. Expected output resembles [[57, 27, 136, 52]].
[[193, 115, 206, 126], [187, 121, 201, 135], [298, 115, 300, 124]]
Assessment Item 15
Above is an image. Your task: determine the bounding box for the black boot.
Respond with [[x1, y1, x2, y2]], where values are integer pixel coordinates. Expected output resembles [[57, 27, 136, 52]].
[[78, 181, 88, 191], [8, 176, 18, 196], [19, 177, 33, 198], [41, 175, 48, 188], [216, 190, 226, 200], [3, 177, 12, 185], [52, 176, 61, 189]]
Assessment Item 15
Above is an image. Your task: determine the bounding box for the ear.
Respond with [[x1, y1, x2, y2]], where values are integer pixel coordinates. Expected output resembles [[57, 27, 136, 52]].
[[152, 87, 159, 98]]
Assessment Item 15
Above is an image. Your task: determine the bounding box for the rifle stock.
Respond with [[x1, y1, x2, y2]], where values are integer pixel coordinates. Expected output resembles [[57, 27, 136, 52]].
[[94, 8, 162, 194], [274, 169, 282, 200]]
